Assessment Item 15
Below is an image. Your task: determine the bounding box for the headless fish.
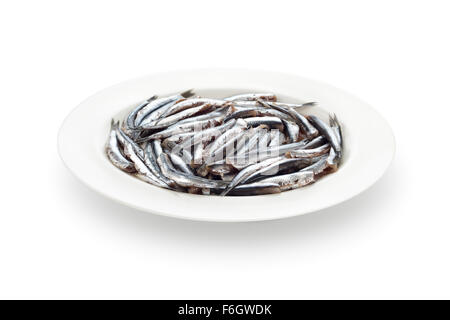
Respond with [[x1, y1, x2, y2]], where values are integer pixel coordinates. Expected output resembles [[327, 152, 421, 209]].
[[106, 120, 136, 172], [255, 170, 315, 191], [227, 182, 281, 196], [134, 90, 194, 126], [224, 93, 277, 102], [307, 114, 341, 159], [157, 154, 228, 189]]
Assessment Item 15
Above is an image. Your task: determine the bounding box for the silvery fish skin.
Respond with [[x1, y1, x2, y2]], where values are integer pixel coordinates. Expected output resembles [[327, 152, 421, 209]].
[[266, 100, 318, 138], [299, 154, 333, 175], [282, 120, 300, 143], [226, 139, 310, 167], [149, 114, 226, 140], [307, 114, 341, 158], [221, 156, 283, 196], [123, 140, 166, 187], [106, 120, 136, 172], [157, 154, 228, 189], [258, 99, 318, 138], [205, 129, 248, 164], [202, 119, 247, 159], [255, 170, 315, 191], [142, 104, 214, 129], [117, 124, 145, 160], [286, 143, 330, 158], [234, 127, 267, 157], [126, 95, 157, 130], [134, 90, 194, 127], [224, 93, 277, 102], [169, 153, 195, 175], [176, 107, 234, 125], [164, 98, 231, 117], [244, 116, 284, 130], [227, 182, 281, 196], [268, 130, 286, 147], [303, 136, 326, 149], [174, 119, 237, 156], [225, 106, 291, 122], [234, 101, 315, 109], [145, 142, 176, 188], [242, 156, 323, 184]]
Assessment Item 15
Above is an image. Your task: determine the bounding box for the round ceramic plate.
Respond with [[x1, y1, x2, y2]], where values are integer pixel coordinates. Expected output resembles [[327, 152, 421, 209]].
[[58, 69, 395, 222]]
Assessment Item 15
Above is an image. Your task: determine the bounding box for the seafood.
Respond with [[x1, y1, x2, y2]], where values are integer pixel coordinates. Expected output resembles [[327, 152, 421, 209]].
[[105, 91, 343, 196]]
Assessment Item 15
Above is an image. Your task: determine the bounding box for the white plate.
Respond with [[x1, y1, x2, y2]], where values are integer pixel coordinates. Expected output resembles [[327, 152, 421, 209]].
[[58, 69, 395, 222]]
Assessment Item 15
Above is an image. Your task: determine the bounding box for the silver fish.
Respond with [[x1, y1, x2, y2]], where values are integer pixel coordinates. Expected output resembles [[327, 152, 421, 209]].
[[202, 119, 247, 159], [164, 98, 231, 117], [225, 93, 277, 102], [286, 144, 330, 158], [242, 156, 323, 184], [258, 99, 318, 138], [244, 116, 284, 130], [176, 107, 234, 125], [157, 154, 228, 189], [142, 104, 214, 130], [303, 136, 326, 149], [254, 170, 315, 191], [307, 115, 341, 158], [282, 120, 300, 143], [221, 156, 283, 196], [134, 90, 194, 126], [117, 125, 145, 160], [169, 153, 195, 175], [226, 139, 310, 168], [106, 120, 136, 172], [234, 101, 315, 109], [227, 182, 281, 196], [123, 140, 166, 187], [145, 142, 175, 188], [126, 95, 157, 130]]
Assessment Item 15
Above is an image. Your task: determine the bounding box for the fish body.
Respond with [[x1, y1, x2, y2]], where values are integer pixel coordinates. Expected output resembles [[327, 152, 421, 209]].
[[225, 93, 277, 102], [106, 120, 136, 172]]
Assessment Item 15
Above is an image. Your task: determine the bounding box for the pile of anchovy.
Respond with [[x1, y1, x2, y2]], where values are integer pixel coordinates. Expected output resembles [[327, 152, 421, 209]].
[[106, 91, 343, 196]]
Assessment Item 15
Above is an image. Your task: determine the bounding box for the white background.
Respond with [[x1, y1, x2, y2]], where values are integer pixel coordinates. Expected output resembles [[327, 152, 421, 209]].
[[1, 0, 449, 299]]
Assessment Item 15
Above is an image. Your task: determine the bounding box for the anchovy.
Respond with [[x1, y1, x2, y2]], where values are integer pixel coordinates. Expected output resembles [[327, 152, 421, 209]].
[[282, 120, 300, 143], [303, 136, 326, 149], [176, 107, 234, 125], [164, 98, 231, 117], [134, 90, 194, 126], [142, 104, 214, 130], [106, 120, 136, 172], [225, 106, 291, 122], [157, 154, 228, 189], [258, 99, 318, 138], [244, 116, 284, 130], [226, 139, 310, 168], [202, 119, 247, 160], [242, 156, 323, 184], [234, 101, 315, 109], [225, 93, 277, 102], [227, 182, 281, 196], [123, 140, 166, 187], [307, 115, 341, 158], [286, 144, 330, 158], [221, 157, 283, 196], [254, 170, 315, 191], [145, 142, 176, 187], [126, 95, 158, 130], [117, 124, 145, 160], [169, 153, 195, 175]]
